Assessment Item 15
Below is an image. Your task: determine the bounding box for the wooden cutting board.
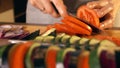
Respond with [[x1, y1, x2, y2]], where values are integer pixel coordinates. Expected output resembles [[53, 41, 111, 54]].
[[0, 23, 120, 38], [25, 25, 120, 39]]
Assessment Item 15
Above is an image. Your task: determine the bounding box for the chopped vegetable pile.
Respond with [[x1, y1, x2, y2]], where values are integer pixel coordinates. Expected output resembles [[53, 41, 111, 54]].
[[0, 25, 30, 39], [47, 5, 101, 35]]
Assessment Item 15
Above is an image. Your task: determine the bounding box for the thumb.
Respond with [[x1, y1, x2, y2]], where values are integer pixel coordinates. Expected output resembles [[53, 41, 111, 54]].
[[100, 14, 113, 29]]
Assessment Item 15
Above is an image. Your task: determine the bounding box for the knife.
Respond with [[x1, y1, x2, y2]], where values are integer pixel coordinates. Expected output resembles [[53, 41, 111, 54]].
[[51, 2, 59, 14]]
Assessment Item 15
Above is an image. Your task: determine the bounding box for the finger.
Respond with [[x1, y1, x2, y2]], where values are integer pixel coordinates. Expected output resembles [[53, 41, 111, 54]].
[[100, 18, 113, 29], [50, 2, 60, 17], [51, 11, 60, 18], [30, 0, 45, 12], [40, 0, 53, 13], [51, 0, 68, 17], [97, 3, 113, 18], [87, 0, 109, 9], [100, 13, 113, 29], [40, 0, 60, 17]]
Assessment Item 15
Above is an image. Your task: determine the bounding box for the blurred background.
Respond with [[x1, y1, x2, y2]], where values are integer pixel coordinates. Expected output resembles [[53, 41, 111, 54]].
[[0, 0, 27, 23], [0, 0, 120, 27]]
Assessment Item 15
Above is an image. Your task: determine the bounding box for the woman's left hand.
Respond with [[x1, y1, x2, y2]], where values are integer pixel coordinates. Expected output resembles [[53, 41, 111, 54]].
[[87, 0, 113, 29]]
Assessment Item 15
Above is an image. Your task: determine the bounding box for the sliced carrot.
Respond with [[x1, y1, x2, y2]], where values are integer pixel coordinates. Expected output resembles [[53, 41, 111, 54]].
[[46, 50, 58, 68], [45, 25, 55, 32], [54, 23, 75, 35], [63, 15, 92, 32], [46, 25, 55, 30], [77, 51, 90, 68], [8, 44, 21, 68], [61, 19, 91, 35], [61, 23, 76, 35], [77, 5, 100, 27], [54, 23, 63, 33], [45, 46, 60, 68], [10, 41, 33, 68]]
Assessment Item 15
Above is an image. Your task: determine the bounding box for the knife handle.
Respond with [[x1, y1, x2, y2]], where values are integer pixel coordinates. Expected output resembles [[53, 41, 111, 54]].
[[51, 2, 59, 14]]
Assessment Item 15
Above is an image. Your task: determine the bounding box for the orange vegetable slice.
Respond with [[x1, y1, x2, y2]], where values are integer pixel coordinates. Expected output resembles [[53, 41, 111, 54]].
[[8, 44, 21, 68], [45, 46, 60, 68], [77, 5, 100, 27], [77, 51, 90, 68], [54, 23, 75, 35], [46, 25, 55, 30], [64, 15, 92, 32], [9, 41, 33, 68], [61, 19, 91, 35]]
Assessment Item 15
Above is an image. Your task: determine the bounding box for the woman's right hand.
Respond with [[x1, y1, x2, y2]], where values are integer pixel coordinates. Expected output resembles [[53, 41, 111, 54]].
[[30, 0, 68, 18]]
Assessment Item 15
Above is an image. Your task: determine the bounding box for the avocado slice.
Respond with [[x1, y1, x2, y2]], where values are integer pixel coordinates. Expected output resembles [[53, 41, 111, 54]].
[[41, 28, 56, 37], [42, 36, 55, 43], [61, 35, 71, 45], [89, 38, 100, 46], [78, 38, 89, 46], [97, 40, 117, 56], [69, 35, 81, 45], [34, 36, 44, 42], [54, 33, 66, 43], [77, 37, 89, 49], [86, 38, 100, 51], [25, 43, 40, 68]]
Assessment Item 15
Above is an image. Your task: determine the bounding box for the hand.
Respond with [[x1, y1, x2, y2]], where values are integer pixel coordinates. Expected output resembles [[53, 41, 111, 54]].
[[86, 0, 113, 29], [30, 0, 68, 17]]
